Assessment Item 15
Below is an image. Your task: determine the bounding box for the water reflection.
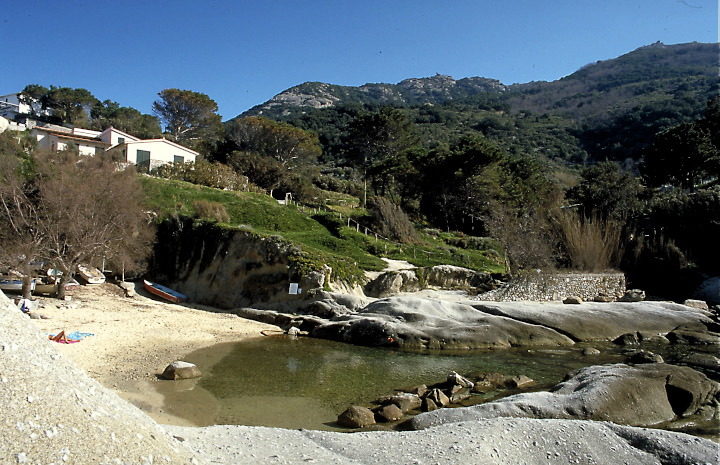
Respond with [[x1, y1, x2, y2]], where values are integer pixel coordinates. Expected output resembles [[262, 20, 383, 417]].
[[155, 336, 640, 430]]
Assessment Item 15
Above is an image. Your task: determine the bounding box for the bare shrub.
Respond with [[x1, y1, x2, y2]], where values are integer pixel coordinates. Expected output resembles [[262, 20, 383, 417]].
[[366, 196, 417, 244], [555, 210, 623, 271], [485, 206, 556, 275], [192, 200, 230, 223]]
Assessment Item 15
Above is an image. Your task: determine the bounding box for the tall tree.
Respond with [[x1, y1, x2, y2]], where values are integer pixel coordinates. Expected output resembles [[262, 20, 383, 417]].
[[152, 89, 222, 149], [225, 116, 321, 167], [90, 100, 162, 139], [568, 161, 645, 222], [345, 107, 421, 204], [46, 86, 98, 126], [0, 144, 154, 299], [642, 118, 718, 191]]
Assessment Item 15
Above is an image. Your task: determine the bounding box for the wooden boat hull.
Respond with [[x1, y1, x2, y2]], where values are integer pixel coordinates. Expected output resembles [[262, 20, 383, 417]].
[[77, 265, 106, 285], [143, 280, 187, 304], [34, 282, 58, 296], [0, 279, 36, 293]]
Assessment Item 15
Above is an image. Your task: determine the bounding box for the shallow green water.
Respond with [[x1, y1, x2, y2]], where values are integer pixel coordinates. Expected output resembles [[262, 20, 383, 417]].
[[153, 336, 644, 430]]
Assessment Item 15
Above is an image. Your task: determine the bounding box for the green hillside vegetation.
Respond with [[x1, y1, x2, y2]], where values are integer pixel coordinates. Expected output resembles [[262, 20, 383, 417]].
[[139, 176, 505, 284], [6, 41, 717, 299], [244, 42, 717, 169]]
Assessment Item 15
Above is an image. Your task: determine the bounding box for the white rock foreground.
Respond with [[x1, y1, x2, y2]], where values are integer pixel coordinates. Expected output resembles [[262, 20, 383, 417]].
[[2, 291, 718, 465]]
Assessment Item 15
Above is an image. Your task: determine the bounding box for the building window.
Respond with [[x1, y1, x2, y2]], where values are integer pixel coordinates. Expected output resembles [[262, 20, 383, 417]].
[[118, 137, 125, 145], [174, 155, 184, 164], [136, 149, 151, 173]]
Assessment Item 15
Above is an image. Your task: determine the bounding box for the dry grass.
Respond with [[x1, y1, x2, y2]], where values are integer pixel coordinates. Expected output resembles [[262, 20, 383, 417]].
[[556, 211, 623, 272]]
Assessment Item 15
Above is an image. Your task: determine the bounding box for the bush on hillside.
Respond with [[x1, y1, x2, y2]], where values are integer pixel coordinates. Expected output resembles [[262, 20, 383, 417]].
[[155, 159, 253, 191], [366, 196, 417, 244], [192, 200, 230, 223]]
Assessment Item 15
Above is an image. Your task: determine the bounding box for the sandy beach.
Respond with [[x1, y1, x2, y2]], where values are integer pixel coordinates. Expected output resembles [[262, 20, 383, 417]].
[[28, 281, 279, 425]]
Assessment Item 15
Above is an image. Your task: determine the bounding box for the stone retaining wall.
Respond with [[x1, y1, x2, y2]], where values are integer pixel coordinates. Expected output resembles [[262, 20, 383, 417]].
[[478, 272, 626, 302]]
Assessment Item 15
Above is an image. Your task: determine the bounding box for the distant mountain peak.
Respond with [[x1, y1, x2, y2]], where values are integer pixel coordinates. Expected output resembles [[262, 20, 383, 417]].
[[240, 42, 717, 120]]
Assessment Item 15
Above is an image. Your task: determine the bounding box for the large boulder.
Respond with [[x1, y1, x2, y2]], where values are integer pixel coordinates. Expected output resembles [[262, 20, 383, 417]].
[[237, 296, 717, 350], [364, 270, 419, 298], [472, 300, 714, 342], [162, 361, 202, 380], [337, 405, 375, 428], [311, 296, 575, 349], [425, 265, 494, 291], [406, 363, 720, 431]]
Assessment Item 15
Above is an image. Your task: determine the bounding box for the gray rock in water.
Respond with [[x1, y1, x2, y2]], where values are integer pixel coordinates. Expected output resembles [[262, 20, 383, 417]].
[[447, 371, 474, 389], [449, 388, 472, 404], [626, 349, 664, 364], [426, 388, 450, 407], [311, 296, 575, 350], [582, 347, 601, 356], [337, 405, 375, 428], [162, 361, 201, 380], [374, 404, 403, 422], [506, 375, 534, 389], [421, 397, 438, 412], [613, 332, 640, 345], [407, 363, 720, 431], [680, 353, 720, 371], [389, 393, 422, 412]]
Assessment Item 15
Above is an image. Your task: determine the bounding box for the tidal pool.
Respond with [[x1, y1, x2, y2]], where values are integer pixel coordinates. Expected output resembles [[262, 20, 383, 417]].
[[149, 336, 647, 430]]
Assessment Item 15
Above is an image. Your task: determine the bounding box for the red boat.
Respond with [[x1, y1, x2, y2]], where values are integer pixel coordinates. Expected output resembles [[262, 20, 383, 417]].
[[143, 280, 188, 304]]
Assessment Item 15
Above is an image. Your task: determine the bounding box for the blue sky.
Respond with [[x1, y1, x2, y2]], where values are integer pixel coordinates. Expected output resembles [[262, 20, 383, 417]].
[[1, 1, 717, 120]]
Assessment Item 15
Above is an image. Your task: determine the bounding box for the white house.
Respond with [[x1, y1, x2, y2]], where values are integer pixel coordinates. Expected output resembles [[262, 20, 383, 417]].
[[0, 92, 51, 120], [30, 125, 198, 170], [103, 128, 198, 171], [31, 126, 110, 156]]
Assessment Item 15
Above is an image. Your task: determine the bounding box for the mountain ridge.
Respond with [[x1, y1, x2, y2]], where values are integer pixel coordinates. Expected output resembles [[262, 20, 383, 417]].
[[240, 42, 718, 121]]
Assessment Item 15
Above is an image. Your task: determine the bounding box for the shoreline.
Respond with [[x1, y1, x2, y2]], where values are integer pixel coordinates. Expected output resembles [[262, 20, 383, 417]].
[[29, 282, 280, 426]]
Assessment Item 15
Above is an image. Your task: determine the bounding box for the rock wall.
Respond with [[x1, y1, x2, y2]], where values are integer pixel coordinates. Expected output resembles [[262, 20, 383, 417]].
[[479, 273, 626, 302], [150, 218, 325, 309]]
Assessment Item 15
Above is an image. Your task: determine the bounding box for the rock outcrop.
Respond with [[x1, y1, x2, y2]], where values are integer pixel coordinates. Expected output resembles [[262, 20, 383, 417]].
[[406, 363, 720, 431], [151, 218, 326, 308], [167, 417, 720, 465], [364, 265, 496, 298], [309, 296, 575, 349], [237, 295, 717, 350], [4, 290, 719, 465]]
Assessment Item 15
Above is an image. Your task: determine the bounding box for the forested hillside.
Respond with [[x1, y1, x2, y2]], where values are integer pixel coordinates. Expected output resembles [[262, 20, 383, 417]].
[[4, 41, 718, 301], [240, 42, 717, 168]]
